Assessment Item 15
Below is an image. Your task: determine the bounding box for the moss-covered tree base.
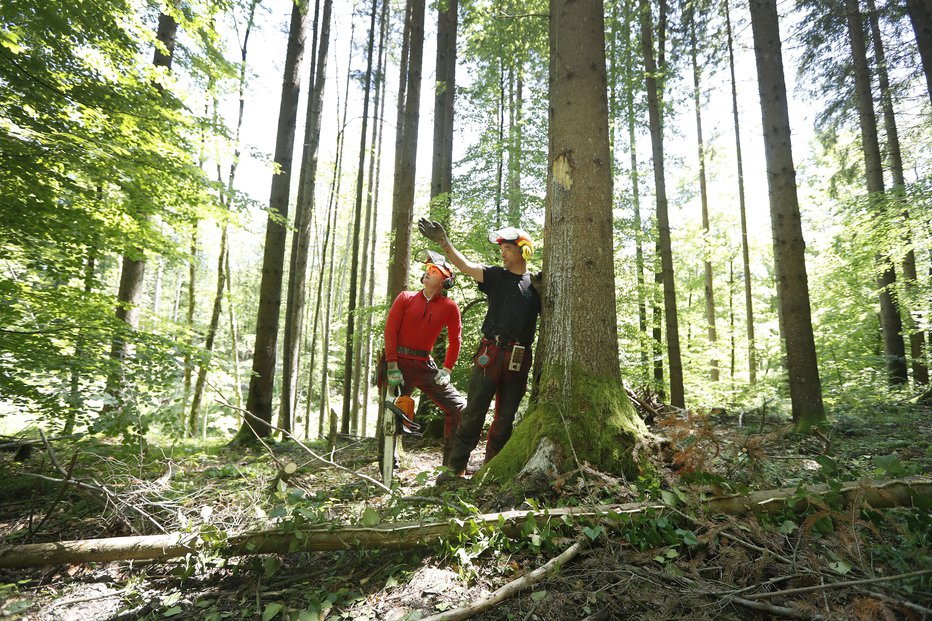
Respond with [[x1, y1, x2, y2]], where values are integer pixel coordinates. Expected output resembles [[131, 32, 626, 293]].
[[476, 368, 650, 488]]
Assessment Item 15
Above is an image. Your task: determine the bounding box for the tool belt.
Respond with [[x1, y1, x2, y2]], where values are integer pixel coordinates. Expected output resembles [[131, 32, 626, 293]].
[[397, 345, 430, 357], [474, 336, 530, 375], [482, 335, 521, 348]]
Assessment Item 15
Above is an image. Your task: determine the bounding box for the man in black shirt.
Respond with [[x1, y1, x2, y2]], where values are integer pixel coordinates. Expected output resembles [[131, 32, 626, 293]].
[[418, 218, 541, 481]]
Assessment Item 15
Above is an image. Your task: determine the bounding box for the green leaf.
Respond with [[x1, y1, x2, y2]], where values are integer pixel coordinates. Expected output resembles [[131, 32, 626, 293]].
[[362, 507, 381, 527], [675, 529, 698, 546], [297, 612, 320, 621], [263, 556, 282, 579], [660, 490, 677, 507], [829, 561, 852, 575], [582, 525, 604, 541], [777, 520, 798, 535], [262, 602, 283, 621], [163, 606, 182, 617], [530, 590, 548, 602]]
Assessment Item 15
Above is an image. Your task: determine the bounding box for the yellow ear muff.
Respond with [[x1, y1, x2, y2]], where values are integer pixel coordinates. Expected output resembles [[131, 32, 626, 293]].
[[518, 239, 533, 260]]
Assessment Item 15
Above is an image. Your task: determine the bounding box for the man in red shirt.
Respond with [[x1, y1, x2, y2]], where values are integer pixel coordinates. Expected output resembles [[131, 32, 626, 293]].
[[384, 252, 466, 466]]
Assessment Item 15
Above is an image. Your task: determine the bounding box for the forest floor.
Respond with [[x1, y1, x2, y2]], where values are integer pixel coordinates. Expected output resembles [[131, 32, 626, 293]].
[[0, 395, 930, 621]]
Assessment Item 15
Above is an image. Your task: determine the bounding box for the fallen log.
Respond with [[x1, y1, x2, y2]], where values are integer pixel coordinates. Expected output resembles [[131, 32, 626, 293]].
[[0, 476, 928, 569]]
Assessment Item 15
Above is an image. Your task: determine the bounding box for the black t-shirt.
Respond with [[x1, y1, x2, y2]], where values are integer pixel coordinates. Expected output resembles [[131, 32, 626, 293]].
[[478, 265, 541, 346]]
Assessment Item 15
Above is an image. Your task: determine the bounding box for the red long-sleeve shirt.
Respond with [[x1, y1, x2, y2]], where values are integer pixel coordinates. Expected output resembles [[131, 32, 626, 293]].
[[384, 289, 462, 369]]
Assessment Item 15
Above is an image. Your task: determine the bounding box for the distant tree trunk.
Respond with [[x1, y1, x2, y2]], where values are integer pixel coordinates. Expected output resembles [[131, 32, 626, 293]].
[[282, 0, 332, 434], [191, 2, 259, 432], [688, 9, 718, 383], [725, 0, 757, 385], [152, 258, 164, 316], [182, 227, 197, 420], [623, 0, 648, 372], [844, 0, 908, 385], [431, 0, 457, 220], [103, 10, 178, 419], [416, 0, 459, 429], [65, 249, 97, 435], [487, 0, 647, 485], [358, 0, 391, 436], [233, 1, 308, 443], [386, 0, 425, 301], [905, 0, 932, 105], [866, 0, 928, 385], [189, 227, 228, 433], [495, 60, 505, 227], [318, 198, 339, 436], [226, 249, 243, 410], [640, 0, 684, 408], [507, 64, 524, 224], [748, 0, 825, 429], [341, 0, 380, 435]]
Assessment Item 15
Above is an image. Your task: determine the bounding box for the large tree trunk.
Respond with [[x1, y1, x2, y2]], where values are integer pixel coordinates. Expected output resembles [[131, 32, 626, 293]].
[[431, 0, 457, 220], [103, 11, 178, 420], [233, 2, 308, 442], [282, 0, 332, 434], [640, 0, 684, 408], [484, 0, 648, 486], [725, 0, 757, 385], [866, 0, 927, 385], [844, 0, 908, 386], [385, 0, 426, 301], [905, 0, 932, 105], [748, 0, 825, 430]]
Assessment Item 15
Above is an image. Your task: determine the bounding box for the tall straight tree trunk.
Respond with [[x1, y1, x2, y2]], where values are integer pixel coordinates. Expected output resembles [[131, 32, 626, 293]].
[[495, 59, 505, 227], [640, 0, 684, 408], [866, 0, 928, 384], [431, 0, 457, 220], [386, 0, 425, 301], [182, 227, 197, 421], [725, 0, 757, 384], [488, 0, 647, 484], [282, 0, 333, 433], [358, 0, 391, 435], [688, 10, 718, 382], [104, 10, 178, 419], [234, 1, 308, 443], [507, 65, 524, 224], [622, 0, 648, 372], [341, 0, 380, 434], [843, 0, 908, 385], [748, 0, 825, 429], [905, 0, 932, 105]]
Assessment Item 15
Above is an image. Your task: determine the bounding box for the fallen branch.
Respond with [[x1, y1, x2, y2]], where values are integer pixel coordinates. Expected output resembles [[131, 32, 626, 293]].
[[744, 569, 932, 601], [417, 539, 587, 621], [1, 477, 928, 568]]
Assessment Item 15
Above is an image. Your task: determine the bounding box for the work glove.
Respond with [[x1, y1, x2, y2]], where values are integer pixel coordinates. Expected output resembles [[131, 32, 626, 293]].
[[434, 367, 452, 387], [387, 362, 403, 387], [418, 218, 450, 247], [530, 270, 545, 297]]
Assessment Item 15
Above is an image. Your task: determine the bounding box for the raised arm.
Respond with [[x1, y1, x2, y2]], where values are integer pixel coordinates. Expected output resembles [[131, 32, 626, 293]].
[[418, 218, 484, 283]]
